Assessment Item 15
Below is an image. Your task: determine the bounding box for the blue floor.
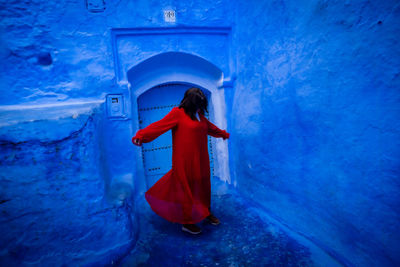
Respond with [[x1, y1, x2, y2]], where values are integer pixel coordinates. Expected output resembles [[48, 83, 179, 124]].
[[119, 178, 335, 267]]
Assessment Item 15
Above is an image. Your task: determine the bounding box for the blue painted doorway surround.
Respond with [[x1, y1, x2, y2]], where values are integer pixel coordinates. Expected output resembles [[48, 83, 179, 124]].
[[137, 83, 214, 189]]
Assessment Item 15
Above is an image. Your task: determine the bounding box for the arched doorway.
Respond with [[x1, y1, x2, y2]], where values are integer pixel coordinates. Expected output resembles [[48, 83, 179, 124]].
[[127, 52, 230, 195]]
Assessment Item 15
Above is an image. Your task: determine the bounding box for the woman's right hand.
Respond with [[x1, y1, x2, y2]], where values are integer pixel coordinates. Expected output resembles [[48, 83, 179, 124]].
[[132, 138, 142, 146]]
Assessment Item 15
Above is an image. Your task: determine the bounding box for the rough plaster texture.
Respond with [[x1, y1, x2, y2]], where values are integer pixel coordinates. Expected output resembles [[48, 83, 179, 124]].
[[0, 108, 135, 266], [230, 1, 400, 266], [0, 0, 399, 266]]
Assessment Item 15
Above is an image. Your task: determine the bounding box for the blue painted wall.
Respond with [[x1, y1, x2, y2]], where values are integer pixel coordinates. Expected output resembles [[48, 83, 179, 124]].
[[0, 0, 399, 266], [230, 1, 400, 266], [0, 105, 136, 266]]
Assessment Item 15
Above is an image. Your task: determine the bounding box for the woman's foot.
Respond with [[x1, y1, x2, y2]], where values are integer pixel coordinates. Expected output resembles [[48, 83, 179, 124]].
[[206, 213, 220, 225], [182, 224, 202, 234]]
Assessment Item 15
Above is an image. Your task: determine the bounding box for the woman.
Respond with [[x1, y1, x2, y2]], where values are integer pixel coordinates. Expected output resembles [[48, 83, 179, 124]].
[[132, 87, 229, 235]]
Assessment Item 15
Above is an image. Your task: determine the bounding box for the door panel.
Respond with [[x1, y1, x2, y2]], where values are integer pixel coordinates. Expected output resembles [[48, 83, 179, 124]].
[[137, 83, 214, 189]]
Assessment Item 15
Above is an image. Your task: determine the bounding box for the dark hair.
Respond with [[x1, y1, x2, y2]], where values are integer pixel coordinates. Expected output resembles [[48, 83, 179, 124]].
[[179, 87, 208, 120]]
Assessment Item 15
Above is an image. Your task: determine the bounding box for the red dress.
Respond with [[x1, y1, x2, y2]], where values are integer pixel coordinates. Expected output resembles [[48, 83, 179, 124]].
[[132, 107, 229, 224]]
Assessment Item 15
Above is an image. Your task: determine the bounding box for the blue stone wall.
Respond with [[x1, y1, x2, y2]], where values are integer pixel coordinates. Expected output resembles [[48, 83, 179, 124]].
[[230, 1, 400, 266], [0, 106, 135, 266], [0, 0, 234, 265], [1, 0, 399, 266]]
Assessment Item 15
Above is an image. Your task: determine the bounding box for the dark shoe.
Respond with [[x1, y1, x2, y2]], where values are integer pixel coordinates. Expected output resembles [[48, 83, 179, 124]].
[[182, 224, 202, 234], [206, 213, 220, 225]]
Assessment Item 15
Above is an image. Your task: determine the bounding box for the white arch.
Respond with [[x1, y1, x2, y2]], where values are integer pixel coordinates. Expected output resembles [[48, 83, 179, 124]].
[[127, 52, 230, 188]]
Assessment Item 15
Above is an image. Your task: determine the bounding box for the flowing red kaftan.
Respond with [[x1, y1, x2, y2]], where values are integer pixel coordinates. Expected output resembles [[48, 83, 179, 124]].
[[132, 107, 229, 224]]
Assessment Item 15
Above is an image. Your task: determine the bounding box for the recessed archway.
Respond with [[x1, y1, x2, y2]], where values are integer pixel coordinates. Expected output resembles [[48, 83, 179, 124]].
[[127, 52, 230, 195]]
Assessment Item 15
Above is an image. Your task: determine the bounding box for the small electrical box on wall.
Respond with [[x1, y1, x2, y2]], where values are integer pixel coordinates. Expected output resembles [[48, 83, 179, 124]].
[[106, 94, 125, 119]]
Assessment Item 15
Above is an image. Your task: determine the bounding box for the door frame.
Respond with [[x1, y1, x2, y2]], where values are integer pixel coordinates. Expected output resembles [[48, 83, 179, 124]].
[[127, 52, 230, 195]]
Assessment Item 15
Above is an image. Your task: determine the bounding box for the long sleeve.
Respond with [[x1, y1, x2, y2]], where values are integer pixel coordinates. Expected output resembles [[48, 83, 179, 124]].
[[203, 115, 230, 139], [132, 107, 180, 143]]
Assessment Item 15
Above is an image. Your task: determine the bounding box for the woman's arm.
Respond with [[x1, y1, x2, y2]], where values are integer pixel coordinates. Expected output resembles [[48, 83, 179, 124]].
[[203, 115, 230, 139], [132, 107, 180, 145]]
